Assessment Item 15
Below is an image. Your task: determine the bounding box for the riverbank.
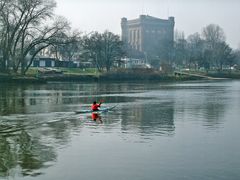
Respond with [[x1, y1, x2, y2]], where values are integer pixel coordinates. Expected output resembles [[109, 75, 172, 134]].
[[0, 72, 200, 84], [1, 69, 239, 84], [0, 74, 47, 84]]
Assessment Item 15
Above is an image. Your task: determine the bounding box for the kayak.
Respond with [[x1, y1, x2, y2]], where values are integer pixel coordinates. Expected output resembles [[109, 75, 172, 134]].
[[75, 105, 116, 114]]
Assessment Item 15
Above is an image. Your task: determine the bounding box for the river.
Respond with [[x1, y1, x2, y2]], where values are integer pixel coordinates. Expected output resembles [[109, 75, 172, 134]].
[[0, 80, 240, 180]]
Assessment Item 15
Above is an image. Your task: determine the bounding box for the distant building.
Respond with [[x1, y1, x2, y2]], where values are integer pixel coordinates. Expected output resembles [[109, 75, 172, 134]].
[[121, 57, 151, 69], [121, 15, 175, 59]]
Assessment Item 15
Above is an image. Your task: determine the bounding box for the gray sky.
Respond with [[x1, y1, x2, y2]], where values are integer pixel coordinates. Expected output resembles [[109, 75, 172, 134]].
[[55, 0, 240, 49]]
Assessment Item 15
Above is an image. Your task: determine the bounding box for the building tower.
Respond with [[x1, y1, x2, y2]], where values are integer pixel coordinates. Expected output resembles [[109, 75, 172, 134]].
[[121, 15, 175, 60]]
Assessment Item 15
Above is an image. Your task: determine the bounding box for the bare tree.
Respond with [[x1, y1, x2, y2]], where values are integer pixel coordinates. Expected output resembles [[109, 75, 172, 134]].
[[173, 30, 188, 66], [215, 42, 235, 70], [82, 32, 103, 71], [0, 0, 10, 71], [233, 50, 240, 69], [187, 32, 204, 70], [202, 24, 226, 69], [202, 24, 226, 47], [102, 31, 124, 71], [0, 0, 71, 74], [23, 17, 71, 74], [82, 31, 124, 72], [50, 30, 82, 62]]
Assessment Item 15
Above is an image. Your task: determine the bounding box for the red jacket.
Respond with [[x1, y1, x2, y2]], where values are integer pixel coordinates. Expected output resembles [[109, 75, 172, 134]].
[[91, 103, 101, 111]]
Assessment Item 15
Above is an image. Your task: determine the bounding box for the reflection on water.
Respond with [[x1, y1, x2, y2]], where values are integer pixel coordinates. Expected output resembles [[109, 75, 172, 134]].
[[0, 81, 240, 179], [0, 126, 56, 177], [120, 101, 175, 137]]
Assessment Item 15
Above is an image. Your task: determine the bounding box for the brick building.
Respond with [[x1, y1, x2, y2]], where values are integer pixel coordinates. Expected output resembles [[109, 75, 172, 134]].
[[121, 15, 175, 60]]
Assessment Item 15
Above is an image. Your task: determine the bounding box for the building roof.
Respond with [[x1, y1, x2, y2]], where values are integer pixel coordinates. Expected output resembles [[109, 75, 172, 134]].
[[122, 15, 174, 27]]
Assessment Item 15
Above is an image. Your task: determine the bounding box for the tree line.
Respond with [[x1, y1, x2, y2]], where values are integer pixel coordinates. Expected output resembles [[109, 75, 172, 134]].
[[1, 0, 240, 75], [0, 0, 124, 75], [172, 24, 240, 72]]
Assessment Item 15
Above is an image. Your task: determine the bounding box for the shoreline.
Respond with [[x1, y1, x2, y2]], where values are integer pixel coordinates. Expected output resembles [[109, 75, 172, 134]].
[[0, 72, 239, 84]]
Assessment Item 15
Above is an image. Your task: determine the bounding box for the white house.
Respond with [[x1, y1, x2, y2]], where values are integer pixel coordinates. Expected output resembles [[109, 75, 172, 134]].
[[121, 58, 151, 68]]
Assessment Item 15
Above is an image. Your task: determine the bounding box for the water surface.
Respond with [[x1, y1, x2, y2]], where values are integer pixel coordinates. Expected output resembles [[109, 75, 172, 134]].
[[0, 80, 240, 180]]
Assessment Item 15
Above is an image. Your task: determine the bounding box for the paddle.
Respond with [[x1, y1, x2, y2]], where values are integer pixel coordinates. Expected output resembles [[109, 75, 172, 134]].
[[99, 99, 104, 105]]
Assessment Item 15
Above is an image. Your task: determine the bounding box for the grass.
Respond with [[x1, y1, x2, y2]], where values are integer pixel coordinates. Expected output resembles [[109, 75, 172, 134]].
[[25, 67, 100, 76], [59, 68, 98, 75], [25, 68, 38, 76]]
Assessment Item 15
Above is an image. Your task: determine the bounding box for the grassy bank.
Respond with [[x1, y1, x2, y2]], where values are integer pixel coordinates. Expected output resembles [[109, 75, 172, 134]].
[[25, 67, 99, 76], [35, 68, 204, 82], [0, 74, 46, 84], [1, 68, 240, 84]]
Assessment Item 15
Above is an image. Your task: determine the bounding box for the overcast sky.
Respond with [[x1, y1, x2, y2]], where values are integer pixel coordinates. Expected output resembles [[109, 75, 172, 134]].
[[55, 0, 240, 49]]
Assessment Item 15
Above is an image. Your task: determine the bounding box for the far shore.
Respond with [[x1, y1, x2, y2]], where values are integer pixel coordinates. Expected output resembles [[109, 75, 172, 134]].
[[0, 73, 200, 84], [1, 70, 240, 84]]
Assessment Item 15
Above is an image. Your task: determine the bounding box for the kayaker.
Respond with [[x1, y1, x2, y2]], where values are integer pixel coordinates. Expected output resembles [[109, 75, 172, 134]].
[[91, 101, 102, 111]]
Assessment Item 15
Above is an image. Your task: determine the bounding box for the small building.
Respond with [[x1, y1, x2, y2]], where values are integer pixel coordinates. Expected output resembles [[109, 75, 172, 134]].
[[122, 58, 151, 68], [32, 57, 56, 67], [32, 57, 78, 68]]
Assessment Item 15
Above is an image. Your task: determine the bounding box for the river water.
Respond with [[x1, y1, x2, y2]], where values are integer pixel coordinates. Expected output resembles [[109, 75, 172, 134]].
[[0, 80, 240, 180]]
